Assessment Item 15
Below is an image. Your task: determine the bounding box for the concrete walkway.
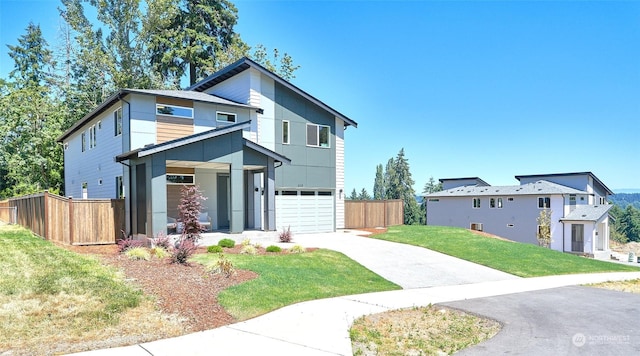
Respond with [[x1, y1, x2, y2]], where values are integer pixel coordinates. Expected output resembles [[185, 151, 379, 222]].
[[70, 231, 640, 355]]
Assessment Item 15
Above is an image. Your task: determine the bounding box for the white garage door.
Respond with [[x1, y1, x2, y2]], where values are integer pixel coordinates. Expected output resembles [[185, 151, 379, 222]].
[[275, 191, 334, 233]]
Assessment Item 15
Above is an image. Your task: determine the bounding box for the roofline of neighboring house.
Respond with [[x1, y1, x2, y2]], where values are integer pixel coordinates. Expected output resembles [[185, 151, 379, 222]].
[[56, 89, 259, 143], [115, 121, 291, 165], [515, 172, 614, 196], [438, 177, 490, 186], [188, 57, 358, 128]]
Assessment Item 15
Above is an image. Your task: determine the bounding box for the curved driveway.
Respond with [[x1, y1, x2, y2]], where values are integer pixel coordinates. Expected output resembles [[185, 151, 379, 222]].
[[291, 230, 520, 288]]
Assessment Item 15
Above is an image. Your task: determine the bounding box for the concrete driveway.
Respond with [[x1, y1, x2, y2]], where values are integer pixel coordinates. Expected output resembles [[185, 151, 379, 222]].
[[442, 286, 640, 355]]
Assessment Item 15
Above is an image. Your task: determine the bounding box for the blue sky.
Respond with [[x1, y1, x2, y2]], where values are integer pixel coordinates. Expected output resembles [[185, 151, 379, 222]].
[[2, 0, 639, 192]]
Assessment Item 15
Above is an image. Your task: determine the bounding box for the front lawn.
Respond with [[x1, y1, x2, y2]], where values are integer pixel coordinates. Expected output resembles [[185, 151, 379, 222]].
[[192, 249, 401, 320], [0, 224, 182, 354], [373, 225, 640, 277]]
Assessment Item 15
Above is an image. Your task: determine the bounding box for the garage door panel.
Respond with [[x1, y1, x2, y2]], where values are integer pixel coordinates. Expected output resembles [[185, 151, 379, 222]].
[[276, 192, 334, 233]]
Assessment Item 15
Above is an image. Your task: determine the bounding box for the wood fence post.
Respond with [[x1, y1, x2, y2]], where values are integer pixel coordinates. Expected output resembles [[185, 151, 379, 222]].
[[68, 197, 74, 245], [44, 191, 49, 240]]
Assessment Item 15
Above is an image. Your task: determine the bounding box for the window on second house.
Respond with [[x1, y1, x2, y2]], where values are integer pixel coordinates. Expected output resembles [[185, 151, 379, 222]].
[[216, 112, 236, 123], [114, 107, 123, 136], [538, 197, 551, 209], [282, 120, 290, 144], [472, 197, 481, 208], [156, 104, 193, 118], [306, 123, 330, 148], [490, 198, 496, 208], [497, 197, 503, 208]]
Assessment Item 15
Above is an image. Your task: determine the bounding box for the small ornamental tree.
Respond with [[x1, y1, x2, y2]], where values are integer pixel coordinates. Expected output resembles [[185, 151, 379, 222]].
[[537, 209, 552, 248], [177, 184, 207, 242]]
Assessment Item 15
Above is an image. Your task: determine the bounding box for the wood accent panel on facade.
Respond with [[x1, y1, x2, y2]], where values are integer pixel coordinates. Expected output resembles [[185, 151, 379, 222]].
[[167, 167, 195, 175], [156, 96, 193, 108], [156, 116, 194, 143], [344, 199, 403, 228]]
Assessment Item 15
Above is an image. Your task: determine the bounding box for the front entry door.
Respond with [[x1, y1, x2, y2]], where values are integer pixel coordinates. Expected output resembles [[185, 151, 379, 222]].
[[571, 224, 584, 252], [217, 174, 230, 229]]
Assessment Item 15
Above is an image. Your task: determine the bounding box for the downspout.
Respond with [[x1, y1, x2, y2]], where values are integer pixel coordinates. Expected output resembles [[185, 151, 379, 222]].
[[119, 94, 133, 235], [561, 194, 566, 252]]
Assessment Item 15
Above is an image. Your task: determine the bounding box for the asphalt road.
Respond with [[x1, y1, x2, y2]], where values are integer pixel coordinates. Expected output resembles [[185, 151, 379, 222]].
[[441, 286, 640, 355]]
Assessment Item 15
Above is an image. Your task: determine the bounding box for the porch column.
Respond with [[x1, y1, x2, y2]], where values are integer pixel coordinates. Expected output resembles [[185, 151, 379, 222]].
[[264, 157, 276, 231], [229, 151, 244, 233], [150, 154, 167, 237]]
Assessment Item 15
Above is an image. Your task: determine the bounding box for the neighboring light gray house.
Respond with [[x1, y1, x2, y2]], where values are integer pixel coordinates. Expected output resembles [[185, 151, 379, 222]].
[[425, 172, 613, 257], [57, 57, 357, 236]]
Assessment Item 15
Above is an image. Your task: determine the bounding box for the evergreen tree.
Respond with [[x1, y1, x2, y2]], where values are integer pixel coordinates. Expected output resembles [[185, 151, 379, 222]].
[[423, 176, 443, 194], [358, 188, 371, 200], [0, 24, 64, 197], [619, 205, 640, 242], [373, 164, 384, 200], [383, 149, 422, 225], [349, 188, 358, 200]]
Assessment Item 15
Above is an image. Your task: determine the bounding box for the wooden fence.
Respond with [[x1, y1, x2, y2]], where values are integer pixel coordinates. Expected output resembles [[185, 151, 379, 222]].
[[0, 192, 125, 245], [345, 199, 404, 228]]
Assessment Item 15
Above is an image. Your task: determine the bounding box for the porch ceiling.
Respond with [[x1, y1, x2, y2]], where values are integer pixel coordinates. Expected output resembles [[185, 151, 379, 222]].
[[166, 160, 264, 171]]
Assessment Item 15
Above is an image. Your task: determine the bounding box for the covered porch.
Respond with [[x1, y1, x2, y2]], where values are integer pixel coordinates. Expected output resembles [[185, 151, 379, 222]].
[[560, 204, 612, 257], [116, 122, 290, 236]]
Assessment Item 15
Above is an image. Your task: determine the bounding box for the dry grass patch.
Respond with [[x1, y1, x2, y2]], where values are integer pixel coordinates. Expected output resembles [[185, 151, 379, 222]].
[[591, 279, 640, 294], [350, 305, 500, 355]]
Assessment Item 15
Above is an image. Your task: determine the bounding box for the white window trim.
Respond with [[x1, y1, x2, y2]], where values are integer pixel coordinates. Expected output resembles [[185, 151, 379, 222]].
[[156, 104, 194, 119], [216, 111, 237, 123], [497, 197, 503, 208], [282, 120, 290, 145], [538, 196, 551, 209], [306, 123, 331, 148], [472, 197, 481, 209], [114, 107, 123, 136]]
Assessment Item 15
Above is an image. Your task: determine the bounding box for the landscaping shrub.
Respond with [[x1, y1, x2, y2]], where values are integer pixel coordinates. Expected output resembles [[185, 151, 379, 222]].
[[171, 239, 197, 264], [207, 245, 223, 253], [240, 244, 257, 255], [266, 245, 281, 253], [218, 238, 235, 248], [279, 226, 292, 243], [151, 246, 169, 259], [117, 233, 145, 253], [153, 231, 172, 250], [207, 254, 235, 277], [241, 238, 252, 246], [177, 184, 208, 242], [124, 247, 151, 261], [288, 244, 305, 254]]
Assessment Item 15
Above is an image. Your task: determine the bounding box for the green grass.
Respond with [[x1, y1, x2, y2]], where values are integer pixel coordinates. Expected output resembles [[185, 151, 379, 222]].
[[373, 225, 640, 277], [192, 249, 401, 320], [0, 224, 143, 351]]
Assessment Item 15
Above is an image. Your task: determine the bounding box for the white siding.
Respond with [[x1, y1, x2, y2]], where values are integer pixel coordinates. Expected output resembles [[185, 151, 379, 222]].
[[256, 72, 276, 150], [335, 117, 345, 229], [204, 70, 251, 104], [129, 94, 157, 149], [63, 105, 124, 199]]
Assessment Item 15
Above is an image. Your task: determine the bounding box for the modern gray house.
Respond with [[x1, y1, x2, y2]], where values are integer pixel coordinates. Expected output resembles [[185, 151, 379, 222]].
[[57, 57, 357, 236], [425, 172, 613, 257]]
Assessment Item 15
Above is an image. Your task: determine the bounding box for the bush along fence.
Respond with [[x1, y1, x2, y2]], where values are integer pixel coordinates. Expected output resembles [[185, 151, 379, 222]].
[[344, 199, 404, 229], [0, 191, 125, 245]]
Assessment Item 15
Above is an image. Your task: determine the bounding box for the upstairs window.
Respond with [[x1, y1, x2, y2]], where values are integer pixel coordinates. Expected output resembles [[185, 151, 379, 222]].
[[216, 112, 236, 123], [156, 104, 193, 119], [115, 176, 124, 199], [282, 120, 290, 144], [490, 198, 496, 208], [497, 197, 503, 208], [538, 197, 551, 209], [81, 132, 86, 152], [472, 198, 481, 209], [114, 107, 123, 136], [306, 123, 330, 148], [89, 125, 97, 148]]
